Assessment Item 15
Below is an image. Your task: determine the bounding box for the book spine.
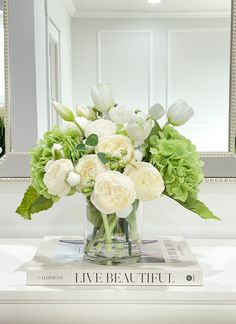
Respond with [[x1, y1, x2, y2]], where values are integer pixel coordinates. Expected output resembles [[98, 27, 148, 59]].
[[27, 269, 203, 286]]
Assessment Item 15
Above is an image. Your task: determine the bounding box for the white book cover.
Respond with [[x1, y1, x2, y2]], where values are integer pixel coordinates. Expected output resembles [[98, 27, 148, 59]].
[[27, 236, 203, 286]]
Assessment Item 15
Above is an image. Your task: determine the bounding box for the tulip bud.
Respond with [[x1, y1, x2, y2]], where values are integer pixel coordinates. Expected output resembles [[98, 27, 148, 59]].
[[167, 100, 194, 126], [127, 112, 153, 143], [149, 103, 165, 120], [76, 104, 95, 120], [91, 83, 114, 112], [66, 171, 81, 187], [109, 104, 132, 124], [52, 101, 75, 122], [52, 144, 64, 160]]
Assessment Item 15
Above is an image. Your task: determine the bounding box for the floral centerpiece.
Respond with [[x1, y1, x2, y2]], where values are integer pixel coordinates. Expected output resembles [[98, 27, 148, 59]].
[[16, 84, 219, 265]]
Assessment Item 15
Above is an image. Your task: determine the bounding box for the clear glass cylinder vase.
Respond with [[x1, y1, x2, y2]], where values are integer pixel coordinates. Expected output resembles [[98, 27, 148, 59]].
[[84, 199, 142, 265]]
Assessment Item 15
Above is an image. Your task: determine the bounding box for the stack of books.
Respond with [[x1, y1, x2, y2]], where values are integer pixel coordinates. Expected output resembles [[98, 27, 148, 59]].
[[27, 236, 203, 286]]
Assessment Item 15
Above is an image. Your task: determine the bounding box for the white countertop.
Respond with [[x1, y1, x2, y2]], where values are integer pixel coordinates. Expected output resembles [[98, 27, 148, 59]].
[[0, 238, 236, 324]]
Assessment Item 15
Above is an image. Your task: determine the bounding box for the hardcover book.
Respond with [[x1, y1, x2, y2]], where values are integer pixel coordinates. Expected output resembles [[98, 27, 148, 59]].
[[27, 236, 203, 286]]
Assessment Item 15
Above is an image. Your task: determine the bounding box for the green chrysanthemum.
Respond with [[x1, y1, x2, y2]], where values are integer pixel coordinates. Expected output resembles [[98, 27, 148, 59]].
[[30, 127, 82, 202], [149, 125, 204, 202]]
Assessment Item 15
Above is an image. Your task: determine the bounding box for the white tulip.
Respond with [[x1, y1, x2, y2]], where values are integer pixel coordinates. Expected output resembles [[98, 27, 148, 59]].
[[167, 99, 194, 126], [61, 117, 90, 137], [91, 171, 136, 214], [0, 147, 2, 155], [76, 104, 95, 120], [75, 154, 107, 189], [52, 101, 75, 122], [149, 103, 166, 120], [127, 112, 153, 143], [109, 104, 132, 124], [66, 171, 81, 187], [85, 119, 116, 138], [43, 159, 74, 197], [96, 134, 134, 162], [91, 83, 114, 112], [124, 162, 165, 201]]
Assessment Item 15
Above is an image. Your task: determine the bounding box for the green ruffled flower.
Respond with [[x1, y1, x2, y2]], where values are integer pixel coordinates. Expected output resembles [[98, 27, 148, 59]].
[[149, 125, 204, 202], [30, 127, 81, 202]]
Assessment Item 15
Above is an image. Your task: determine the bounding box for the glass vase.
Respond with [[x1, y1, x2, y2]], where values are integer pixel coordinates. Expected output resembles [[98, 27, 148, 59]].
[[84, 199, 142, 265]]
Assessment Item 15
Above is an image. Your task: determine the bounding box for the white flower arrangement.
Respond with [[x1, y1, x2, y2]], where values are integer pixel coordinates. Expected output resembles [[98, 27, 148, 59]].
[[16, 84, 219, 229]]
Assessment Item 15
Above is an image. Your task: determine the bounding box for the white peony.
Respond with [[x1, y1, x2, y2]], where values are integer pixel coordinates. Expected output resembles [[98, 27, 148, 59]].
[[43, 159, 75, 197], [75, 154, 107, 189], [91, 171, 136, 214], [96, 134, 134, 162], [109, 104, 132, 124], [127, 112, 153, 143], [91, 83, 114, 112], [84, 119, 116, 138], [124, 162, 165, 201], [167, 99, 194, 126]]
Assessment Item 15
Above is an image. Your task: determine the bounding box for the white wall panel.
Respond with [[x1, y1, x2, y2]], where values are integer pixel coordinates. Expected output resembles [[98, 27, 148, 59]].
[[98, 31, 152, 109]]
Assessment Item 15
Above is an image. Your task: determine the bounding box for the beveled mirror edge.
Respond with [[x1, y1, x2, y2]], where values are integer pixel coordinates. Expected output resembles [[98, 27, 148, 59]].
[[0, 0, 236, 182]]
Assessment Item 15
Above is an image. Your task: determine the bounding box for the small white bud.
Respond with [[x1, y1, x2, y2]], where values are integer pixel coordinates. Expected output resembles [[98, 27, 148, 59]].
[[66, 171, 81, 187]]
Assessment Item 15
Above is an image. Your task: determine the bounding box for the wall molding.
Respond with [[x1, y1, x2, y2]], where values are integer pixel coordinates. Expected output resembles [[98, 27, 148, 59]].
[[97, 30, 153, 108], [73, 11, 231, 19], [63, 0, 76, 17]]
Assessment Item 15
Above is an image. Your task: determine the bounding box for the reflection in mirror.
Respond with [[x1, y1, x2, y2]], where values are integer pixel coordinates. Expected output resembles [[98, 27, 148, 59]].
[[0, 0, 5, 158], [1, 0, 236, 179], [34, 0, 232, 153]]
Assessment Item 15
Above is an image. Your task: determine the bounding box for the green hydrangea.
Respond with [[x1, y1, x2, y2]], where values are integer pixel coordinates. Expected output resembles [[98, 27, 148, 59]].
[[149, 125, 204, 202], [30, 127, 81, 202]]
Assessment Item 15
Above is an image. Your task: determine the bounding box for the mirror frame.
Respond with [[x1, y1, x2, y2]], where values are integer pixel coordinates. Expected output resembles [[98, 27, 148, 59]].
[[0, 0, 236, 182]]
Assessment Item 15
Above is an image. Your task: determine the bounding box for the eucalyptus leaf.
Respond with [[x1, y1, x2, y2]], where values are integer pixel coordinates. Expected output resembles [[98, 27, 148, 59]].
[[97, 152, 108, 164], [86, 134, 98, 146], [75, 143, 86, 151]]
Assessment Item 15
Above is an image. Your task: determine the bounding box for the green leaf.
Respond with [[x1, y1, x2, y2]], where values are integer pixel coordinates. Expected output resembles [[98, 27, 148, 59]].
[[145, 120, 162, 147], [30, 196, 54, 215], [16, 185, 54, 220], [97, 152, 108, 164], [87, 200, 103, 228], [15, 186, 39, 220], [53, 149, 64, 160], [86, 134, 98, 146], [165, 193, 220, 220], [75, 143, 86, 151]]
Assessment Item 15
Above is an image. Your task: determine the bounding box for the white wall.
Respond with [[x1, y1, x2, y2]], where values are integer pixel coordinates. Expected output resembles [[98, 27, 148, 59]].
[[71, 18, 230, 152], [0, 181, 235, 239]]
